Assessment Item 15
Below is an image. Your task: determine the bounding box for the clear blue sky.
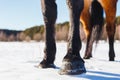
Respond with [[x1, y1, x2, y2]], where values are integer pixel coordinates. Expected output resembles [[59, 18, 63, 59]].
[[0, 0, 120, 30]]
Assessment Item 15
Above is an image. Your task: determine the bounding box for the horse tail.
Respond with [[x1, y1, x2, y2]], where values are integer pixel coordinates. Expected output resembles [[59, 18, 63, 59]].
[[90, 0, 104, 43]]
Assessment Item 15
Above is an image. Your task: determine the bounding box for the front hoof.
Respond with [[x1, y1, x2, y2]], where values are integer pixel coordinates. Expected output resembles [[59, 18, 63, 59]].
[[59, 60, 86, 75]]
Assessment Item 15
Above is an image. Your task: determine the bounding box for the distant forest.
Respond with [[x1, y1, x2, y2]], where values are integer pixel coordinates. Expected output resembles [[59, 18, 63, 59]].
[[0, 16, 120, 42]]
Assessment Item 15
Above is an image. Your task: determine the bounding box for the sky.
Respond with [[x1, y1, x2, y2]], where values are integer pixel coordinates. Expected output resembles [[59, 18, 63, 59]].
[[0, 0, 119, 30]]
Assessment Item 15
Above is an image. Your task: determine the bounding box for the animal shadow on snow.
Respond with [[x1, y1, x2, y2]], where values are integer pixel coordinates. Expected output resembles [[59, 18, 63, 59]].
[[73, 70, 120, 80], [26, 60, 60, 69]]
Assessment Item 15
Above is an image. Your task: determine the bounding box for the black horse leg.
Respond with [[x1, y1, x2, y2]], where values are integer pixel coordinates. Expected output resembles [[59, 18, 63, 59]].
[[59, 0, 86, 75], [39, 0, 57, 68], [106, 23, 115, 61]]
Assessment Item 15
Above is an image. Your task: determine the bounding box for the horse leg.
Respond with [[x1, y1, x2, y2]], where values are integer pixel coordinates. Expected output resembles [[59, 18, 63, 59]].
[[106, 17, 116, 61], [106, 21, 116, 61], [105, 4, 117, 61], [83, 0, 104, 59], [84, 30, 93, 59], [81, 16, 93, 59], [80, 7, 93, 59], [59, 0, 86, 75], [39, 0, 57, 68]]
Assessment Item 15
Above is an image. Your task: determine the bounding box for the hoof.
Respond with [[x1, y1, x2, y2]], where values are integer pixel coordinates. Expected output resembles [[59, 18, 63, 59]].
[[83, 55, 92, 59], [38, 63, 56, 68], [109, 57, 115, 61], [38, 60, 56, 68], [59, 60, 86, 75]]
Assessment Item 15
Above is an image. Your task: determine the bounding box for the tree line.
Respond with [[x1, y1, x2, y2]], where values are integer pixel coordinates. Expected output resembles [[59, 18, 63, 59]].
[[0, 16, 120, 42]]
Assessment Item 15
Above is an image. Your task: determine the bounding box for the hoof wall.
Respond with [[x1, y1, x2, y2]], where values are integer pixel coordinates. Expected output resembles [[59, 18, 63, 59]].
[[59, 61, 86, 75]]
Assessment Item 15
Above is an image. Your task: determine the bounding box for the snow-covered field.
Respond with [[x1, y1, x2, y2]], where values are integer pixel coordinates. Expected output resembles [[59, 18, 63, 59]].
[[0, 41, 120, 80]]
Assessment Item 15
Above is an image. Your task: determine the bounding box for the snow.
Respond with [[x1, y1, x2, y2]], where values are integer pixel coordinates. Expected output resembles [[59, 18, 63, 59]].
[[0, 41, 120, 80]]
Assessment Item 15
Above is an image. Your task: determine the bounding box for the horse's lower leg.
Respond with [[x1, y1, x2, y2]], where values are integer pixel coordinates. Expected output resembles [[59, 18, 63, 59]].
[[106, 23, 116, 61], [84, 0, 104, 59], [82, 22, 93, 59], [39, 0, 57, 68], [63, 0, 84, 62], [59, 0, 86, 75], [104, 2, 117, 61], [80, 8, 92, 59], [84, 32, 93, 59]]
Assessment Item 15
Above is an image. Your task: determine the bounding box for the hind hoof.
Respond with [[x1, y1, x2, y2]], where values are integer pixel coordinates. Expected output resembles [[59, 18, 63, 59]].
[[83, 55, 92, 59], [38, 63, 56, 68], [59, 60, 86, 75], [38, 60, 56, 68], [109, 57, 115, 61]]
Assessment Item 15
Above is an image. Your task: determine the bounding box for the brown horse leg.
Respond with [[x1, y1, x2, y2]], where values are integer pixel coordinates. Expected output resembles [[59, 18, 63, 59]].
[[105, 6, 117, 61], [84, 32, 93, 59], [59, 0, 86, 75], [81, 15, 92, 59], [39, 0, 57, 68], [80, 0, 92, 59], [106, 22, 116, 61], [83, 0, 104, 59]]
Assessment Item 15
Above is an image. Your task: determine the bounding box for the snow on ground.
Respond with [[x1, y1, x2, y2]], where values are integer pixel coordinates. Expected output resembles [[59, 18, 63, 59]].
[[0, 41, 120, 80]]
